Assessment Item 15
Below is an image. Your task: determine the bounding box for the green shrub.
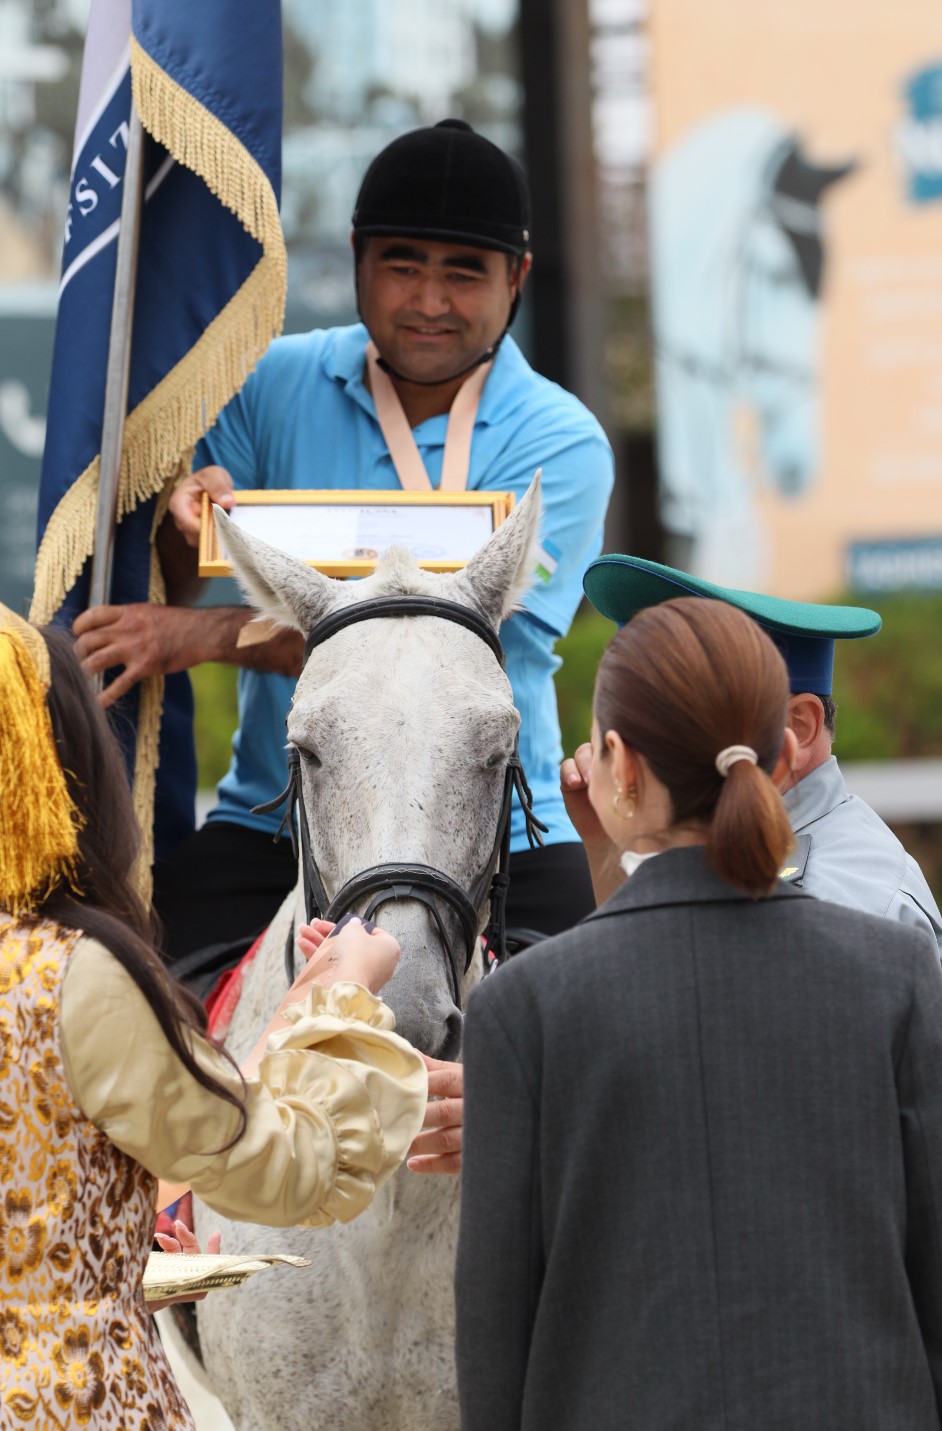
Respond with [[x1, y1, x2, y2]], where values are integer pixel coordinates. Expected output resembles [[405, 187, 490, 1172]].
[[191, 661, 240, 792], [830, 590, 942, 760], [553, 607, 615, 758]]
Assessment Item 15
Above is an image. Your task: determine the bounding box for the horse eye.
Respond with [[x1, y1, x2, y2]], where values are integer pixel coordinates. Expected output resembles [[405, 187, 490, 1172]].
[[484, 751, 506, 770], [295, 744, 321, 770]]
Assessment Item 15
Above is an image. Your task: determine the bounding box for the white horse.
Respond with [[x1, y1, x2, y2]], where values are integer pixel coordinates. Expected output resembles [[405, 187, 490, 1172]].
[[192, 477, 543, 1430]]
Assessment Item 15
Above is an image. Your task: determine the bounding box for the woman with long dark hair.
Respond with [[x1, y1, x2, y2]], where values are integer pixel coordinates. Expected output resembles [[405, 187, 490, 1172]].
[[0, 610, 426, 1429], [456, 598, 942, 1431]]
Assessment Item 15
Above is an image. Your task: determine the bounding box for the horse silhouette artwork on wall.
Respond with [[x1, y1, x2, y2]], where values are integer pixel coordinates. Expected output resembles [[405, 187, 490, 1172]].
[[650, 105, 857, 586]]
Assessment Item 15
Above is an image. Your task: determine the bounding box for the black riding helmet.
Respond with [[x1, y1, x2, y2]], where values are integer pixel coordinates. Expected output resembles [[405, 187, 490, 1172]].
[[353, 117, 531, 255], [352, 118, 531, 384]]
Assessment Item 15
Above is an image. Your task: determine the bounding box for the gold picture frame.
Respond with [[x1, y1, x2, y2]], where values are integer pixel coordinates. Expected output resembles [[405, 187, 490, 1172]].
[[198, 489, 516, 578]]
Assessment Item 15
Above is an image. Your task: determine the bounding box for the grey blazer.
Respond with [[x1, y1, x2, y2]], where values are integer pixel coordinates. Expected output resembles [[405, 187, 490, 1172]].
[[455, 846, 942, 1431]]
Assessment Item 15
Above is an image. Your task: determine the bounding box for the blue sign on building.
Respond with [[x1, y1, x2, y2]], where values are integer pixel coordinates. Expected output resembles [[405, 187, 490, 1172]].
[[899, 63, 942, 205], [847, 536, 942, 593]]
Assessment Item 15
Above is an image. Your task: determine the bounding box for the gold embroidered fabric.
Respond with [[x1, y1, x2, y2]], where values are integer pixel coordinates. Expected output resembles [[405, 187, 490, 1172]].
[[59, 943, 427, 1228], [0, 914, 193, 1429], [0, 917, 427, 1427]]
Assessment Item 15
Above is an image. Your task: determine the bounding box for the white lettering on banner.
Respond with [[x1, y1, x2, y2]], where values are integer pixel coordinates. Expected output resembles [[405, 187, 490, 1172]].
[[57, 115, 172, 293], [63, 119, 131, 244], [90, 155, 121, 187], [74, 177, 98, 217]]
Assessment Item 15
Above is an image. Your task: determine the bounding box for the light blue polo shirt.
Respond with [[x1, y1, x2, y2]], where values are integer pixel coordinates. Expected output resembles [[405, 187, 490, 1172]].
[[197, 324, 614, 851]]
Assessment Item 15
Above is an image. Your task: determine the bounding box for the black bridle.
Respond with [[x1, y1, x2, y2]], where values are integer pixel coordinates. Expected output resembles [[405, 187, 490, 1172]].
[[254, 595, 547, 995]]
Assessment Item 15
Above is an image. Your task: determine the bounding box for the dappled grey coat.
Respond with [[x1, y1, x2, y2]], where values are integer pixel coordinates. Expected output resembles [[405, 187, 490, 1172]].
[[456, 845, 942, 1431]]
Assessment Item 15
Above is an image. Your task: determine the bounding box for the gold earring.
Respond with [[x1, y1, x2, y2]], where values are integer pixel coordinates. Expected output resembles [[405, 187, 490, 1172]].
[[613, 784, 636, 820]]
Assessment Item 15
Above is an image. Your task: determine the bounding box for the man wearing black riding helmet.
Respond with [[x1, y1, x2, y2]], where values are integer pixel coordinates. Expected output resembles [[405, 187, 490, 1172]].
[[351, 118, 531, 400], [72, 120, 614, 982]]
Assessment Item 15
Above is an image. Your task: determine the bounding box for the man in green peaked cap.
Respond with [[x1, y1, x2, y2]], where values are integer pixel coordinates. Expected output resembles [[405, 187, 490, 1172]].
[[566, 554, 942, 954]]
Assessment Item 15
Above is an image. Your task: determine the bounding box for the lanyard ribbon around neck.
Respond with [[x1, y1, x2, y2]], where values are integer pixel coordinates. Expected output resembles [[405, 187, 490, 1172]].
[[366, 340, 492, 493]]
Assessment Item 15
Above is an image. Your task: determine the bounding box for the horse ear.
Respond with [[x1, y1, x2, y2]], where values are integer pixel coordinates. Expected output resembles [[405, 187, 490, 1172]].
[[450, 471, 543, 628], [212, 505, 341, 633]]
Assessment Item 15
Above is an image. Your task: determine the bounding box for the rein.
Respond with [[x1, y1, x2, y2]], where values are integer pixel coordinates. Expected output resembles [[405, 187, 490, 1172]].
[[253, 595, 547, 993]]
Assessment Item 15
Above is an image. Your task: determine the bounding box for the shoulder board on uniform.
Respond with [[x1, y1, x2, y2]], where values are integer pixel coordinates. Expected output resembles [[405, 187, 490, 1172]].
[[778, 833, 812, 886]]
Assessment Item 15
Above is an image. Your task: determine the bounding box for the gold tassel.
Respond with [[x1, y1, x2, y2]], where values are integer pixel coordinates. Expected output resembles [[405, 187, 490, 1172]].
[[0, 632, 82, 915]]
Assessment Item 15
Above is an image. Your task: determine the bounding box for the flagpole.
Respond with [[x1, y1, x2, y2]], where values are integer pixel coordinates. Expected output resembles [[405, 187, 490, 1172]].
[[88, 102, 145, 617]]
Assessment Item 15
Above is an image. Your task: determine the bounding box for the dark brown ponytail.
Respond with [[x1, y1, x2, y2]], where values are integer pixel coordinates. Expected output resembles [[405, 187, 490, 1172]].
[[593, 598, 794, 896]]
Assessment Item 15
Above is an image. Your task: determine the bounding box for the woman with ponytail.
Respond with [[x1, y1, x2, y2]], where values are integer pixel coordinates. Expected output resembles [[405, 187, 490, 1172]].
[[589, 597, 795, 896], [456, 598, 942, 1431]]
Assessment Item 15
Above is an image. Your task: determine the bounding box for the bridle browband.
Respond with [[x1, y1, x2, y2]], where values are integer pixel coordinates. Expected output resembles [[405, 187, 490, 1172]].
[[253, 595, 547, 994]]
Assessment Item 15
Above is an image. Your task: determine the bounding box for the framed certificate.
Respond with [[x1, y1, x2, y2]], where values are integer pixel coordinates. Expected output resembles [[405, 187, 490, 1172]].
[[198, 489, 515, 578]]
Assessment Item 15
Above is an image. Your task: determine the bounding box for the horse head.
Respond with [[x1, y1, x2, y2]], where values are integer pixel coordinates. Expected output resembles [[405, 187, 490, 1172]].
[[652, 107, 857, 569], [213, 475, 542, 1059]]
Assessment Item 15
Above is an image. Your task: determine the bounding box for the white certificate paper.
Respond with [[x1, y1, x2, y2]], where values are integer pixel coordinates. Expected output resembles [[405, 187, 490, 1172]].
[[231, 500, 495, 564]]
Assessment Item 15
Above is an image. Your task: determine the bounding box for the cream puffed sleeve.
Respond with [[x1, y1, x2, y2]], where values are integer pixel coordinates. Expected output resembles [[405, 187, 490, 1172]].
[[58, 936, 427, 1228]]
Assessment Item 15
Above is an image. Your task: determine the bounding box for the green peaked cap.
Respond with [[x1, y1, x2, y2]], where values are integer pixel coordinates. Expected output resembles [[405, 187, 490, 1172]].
[[583, 555, 882, 695]]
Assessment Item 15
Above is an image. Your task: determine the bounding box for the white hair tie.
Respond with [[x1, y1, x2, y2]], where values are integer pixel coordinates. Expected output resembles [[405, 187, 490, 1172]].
[[715, 744, 758, 778]]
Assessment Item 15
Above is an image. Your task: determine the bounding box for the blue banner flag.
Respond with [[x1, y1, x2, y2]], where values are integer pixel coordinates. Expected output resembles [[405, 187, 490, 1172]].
[[31, 0, 285, 867]]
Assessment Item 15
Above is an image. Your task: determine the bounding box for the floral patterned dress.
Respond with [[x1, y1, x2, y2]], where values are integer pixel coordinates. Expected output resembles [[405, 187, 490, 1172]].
[[0, 915, 193, 1430]]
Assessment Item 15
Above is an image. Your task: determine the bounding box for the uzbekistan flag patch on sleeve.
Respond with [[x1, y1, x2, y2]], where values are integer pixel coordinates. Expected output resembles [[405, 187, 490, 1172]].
[[535, 540, 561, 583]]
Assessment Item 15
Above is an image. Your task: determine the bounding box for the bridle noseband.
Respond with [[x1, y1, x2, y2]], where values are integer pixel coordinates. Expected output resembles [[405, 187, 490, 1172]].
[[254, 595, 547, 994]]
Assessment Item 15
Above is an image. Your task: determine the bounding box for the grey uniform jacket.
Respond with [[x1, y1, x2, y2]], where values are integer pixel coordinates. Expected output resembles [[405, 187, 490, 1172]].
[[456, 846, 942, 1431], [782, 756, 942, 955]]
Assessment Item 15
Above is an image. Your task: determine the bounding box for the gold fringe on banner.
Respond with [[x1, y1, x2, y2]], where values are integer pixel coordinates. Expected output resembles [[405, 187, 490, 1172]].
[[30, 37, 287, 890], [30, 260, 284, 624], [128, 473, 177, 892]]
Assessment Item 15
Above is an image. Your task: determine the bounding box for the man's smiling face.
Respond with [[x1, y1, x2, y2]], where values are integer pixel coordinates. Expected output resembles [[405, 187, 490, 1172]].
[[356, 236, 528, 389]]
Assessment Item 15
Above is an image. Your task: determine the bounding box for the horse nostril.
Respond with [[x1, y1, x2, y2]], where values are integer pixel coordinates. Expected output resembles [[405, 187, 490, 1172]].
[[438, 1007, 464, 1062]]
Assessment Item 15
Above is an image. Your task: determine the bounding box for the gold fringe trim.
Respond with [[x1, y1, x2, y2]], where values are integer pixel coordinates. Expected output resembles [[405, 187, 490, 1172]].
[[129, 473, 181, 897], [0, 602, 50, 686], [30, 38, 287, 880], [30, 255, 283, 623], [131, 38, 286, 258], [132, 671, 161, 899], [0, 631, 83, 916]]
